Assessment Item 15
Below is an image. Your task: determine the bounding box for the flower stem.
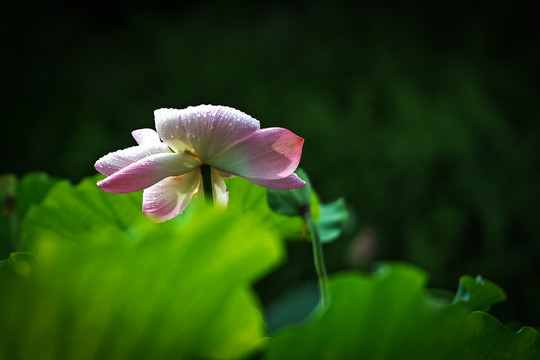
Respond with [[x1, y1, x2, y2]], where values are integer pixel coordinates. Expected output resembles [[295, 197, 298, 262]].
[[200, 165, 213, 206], [300, 205, 329, 309]]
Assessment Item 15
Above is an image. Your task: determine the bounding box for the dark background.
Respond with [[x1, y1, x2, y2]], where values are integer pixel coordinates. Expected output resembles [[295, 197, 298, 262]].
[[2, 1, 539, 325]]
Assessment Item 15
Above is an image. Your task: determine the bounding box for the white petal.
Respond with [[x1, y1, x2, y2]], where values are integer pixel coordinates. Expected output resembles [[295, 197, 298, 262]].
[[95, 143, 171, 176], [154, 108, 194, 154], [132, 128, 162, 145], [97, 153, 202, 194], [179, 105, 260, 161], [142, 169, 202, 222]]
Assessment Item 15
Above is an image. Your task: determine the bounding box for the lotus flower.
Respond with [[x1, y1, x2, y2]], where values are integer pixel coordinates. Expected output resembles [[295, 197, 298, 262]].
[[95, 105, 305, 222]]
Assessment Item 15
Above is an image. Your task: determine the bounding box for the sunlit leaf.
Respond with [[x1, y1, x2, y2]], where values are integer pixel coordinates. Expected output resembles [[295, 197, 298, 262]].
[[20, 175, 145, 250], [1, 206, 284, 360], [0, 174, 288, 359], [225, 177, 305, 239]]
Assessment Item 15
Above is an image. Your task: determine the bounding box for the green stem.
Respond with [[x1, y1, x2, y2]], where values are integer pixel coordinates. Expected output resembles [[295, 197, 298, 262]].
[[200, 165, 213, 206], [301, 206, 329, 309]]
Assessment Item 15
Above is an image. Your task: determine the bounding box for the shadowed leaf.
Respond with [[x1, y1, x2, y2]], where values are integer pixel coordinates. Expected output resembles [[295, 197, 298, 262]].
[[467, 311, 540, 359], [265, 263, 474, 360], [452, 275, 506, 312]]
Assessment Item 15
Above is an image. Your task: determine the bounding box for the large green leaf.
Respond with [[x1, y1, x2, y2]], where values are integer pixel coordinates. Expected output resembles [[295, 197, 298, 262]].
[[15, 172, 61, 221], [450, 274, 540, 359], [265, 263, 475, 360], [1, 206, 284, 360], [225, 177, 306, 239], [20, 174, 145, 249], [264, 263, 540, 359], [2, 174, 286, 359], [467, 311, 540, 359]]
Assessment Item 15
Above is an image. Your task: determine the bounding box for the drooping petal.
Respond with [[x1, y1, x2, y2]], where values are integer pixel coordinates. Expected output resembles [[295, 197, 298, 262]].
[[241, 173, 306, 190], [178, 105, 260, 161], [142, 169, 201, 222], [154, 108, 194, 153], [94, 143, 171, 176], [97, 153, 202, 194], [209, 127, 304, 180], [210, 168, 232, 209], [132, 128, 162, 145]]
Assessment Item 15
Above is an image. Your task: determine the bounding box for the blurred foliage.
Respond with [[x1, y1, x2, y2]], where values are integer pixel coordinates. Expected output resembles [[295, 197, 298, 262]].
[[1, 0, 539, 326], [267, 168, 349, 243], [453, 275, 507, 313], [1, 174, 539, 359], [0, 172, 60, 258], [468, 311, 540, 359], [265, 263, 540, 359], [268, 168, 313, 217], [224, 176, 306, 240], [2, 174, 285, 360]]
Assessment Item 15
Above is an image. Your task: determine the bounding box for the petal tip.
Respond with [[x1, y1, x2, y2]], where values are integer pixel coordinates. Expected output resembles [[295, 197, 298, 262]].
[[295, 179, 307, 189], [95, 178, 110, 192], [131, 128, 162, 145], [242, 173, 306, 190], [94, 157, 111, 176]]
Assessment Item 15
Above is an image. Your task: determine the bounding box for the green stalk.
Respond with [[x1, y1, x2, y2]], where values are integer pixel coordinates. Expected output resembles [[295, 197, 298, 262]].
[[200, 165, 213, 206], [301, 206, 329, 309]]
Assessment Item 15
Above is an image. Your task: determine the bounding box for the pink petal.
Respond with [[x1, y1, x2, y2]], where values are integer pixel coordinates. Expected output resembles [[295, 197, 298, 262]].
[[97, 153, 202, 194], [241, 173, 306, 190], [142, 169, 201, 222], [154, 108, 194, 153], [210, 168, 231, 209], [209, 127, 304, 180], [132, 128, 162, 145], [179, 105, 260, 161], [94, 143, 171, 176]]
